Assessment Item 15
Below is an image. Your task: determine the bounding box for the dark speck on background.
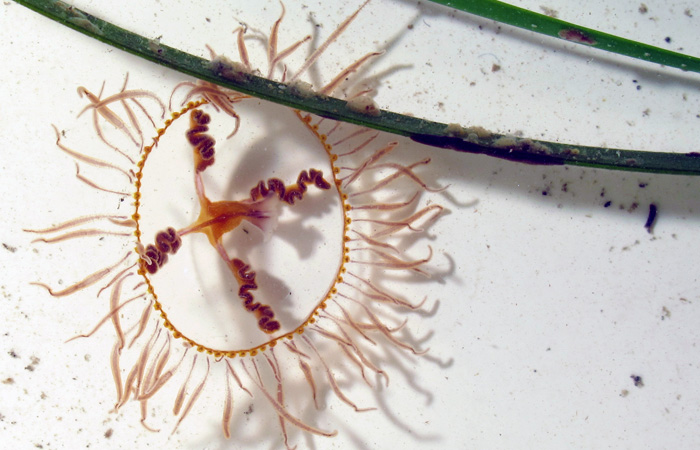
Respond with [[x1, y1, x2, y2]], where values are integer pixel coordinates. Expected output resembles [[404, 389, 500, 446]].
[[631, 374, 644, 387], [644, 204, 657, 233]]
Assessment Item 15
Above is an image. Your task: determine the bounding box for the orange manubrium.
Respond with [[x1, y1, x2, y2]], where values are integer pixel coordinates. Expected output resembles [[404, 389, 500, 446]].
[[189, 197, 263, 247]]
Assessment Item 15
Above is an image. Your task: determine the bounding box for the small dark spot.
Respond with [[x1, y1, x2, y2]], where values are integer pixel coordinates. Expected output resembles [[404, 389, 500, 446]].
[[639, 3, 648, 14], [636, 85, 642, 91], [664, 37, 672, 43], [491, 64, 501, 72], [104, 428, 113, 438], [631, 374, 644, 387], [638, 182, 647, 188], [205, 17, 211, 23], [604, 201, 611, 208], [2, 243, 16, 253], [8, 350, 18, 359], [644, 204, 657, 234], [541, 190, 548, 196], [407, 24, 413, 30], [2, 378, 14, 385]]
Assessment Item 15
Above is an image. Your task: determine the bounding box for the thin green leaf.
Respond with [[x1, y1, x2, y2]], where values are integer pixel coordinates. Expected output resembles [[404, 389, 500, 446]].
[[427, 0, 700, 74]]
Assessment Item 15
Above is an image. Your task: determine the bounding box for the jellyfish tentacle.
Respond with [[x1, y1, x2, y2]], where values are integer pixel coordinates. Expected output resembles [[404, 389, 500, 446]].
[[348, 159, 446, 197], [222, 364, 234, 439], [339, 141, 398, 187], [128, 300, 153, 348], [30, 228, 131, 244], [350, 246, 433, 277], [115, 326, 158, 410], [320, 51, 383, 96], [74, 163, 131, 196], [267, 2, 311, 80], [65, 293, 143, 343], [301, 336, 376, 413], [241, 359, 338, 438], [290, 0, 371, 82], [51, 124, 134, 182], [24, 213, 130, 234], [171, 358, 210, 435], [225, 359, 252, 397], [77, 75, 165, 161], [343, 272, 427, 310], [351, 191, 419, 211], [353, 204, 444, 238], [29, 252, 130, 297], [295, 354, 319, 409], [334, 129, 378, 156]]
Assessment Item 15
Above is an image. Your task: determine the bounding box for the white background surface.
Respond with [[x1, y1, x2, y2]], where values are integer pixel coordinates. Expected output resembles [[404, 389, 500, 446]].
[[1, 1, 699, 449]]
